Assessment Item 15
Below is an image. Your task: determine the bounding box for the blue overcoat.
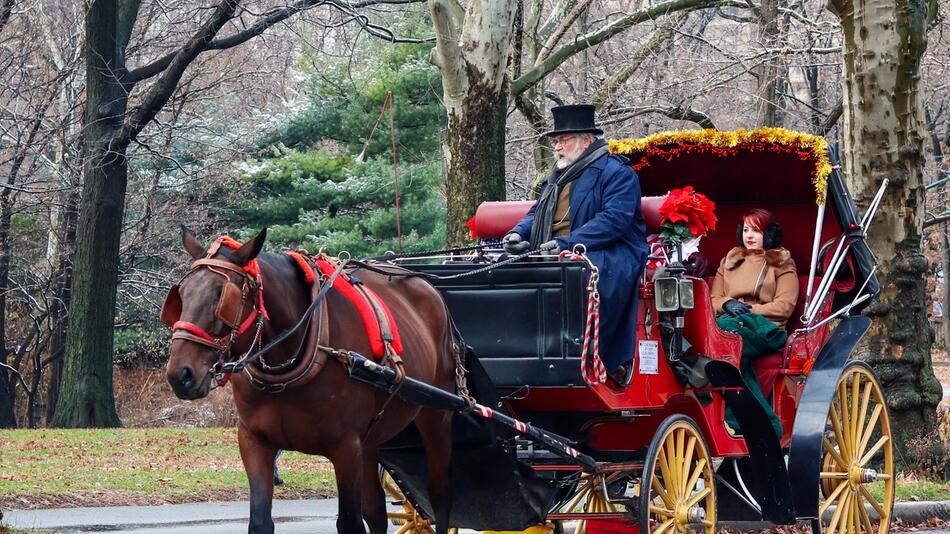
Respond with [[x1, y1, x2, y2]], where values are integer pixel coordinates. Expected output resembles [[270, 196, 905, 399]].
[[511, 153, 648, 372]]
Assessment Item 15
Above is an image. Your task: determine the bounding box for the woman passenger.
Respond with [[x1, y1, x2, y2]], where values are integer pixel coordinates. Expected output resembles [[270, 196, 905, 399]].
[[710, 208, 798, 438], [711, 208, 798, 327]]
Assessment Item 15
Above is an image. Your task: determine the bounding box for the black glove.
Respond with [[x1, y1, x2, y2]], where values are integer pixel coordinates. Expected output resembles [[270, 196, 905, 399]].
[[723, 299, 752, 316], [503, 232, 530, 254], [540, 239, 560, 255]]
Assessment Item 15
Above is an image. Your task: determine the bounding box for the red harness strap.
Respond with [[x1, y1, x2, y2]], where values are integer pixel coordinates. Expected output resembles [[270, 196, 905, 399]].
[[218, 236, 270, 321], [286, 251, 402, 358]]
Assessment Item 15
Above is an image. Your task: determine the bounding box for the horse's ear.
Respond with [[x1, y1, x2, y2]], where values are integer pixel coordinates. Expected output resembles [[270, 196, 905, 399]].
[[231, 228, 267, 266], [181, 226, 205, 259]]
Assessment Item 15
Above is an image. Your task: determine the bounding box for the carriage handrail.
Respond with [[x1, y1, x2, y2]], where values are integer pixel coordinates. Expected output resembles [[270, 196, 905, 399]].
[[859, 178, 889, 237], [804, 202, 826, 316], [804, 233, 850, 323], [803, 179, 887, 324]]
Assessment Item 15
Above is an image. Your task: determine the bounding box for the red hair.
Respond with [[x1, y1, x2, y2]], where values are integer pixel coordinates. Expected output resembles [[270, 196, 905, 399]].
[[742, 208, 774, 231]]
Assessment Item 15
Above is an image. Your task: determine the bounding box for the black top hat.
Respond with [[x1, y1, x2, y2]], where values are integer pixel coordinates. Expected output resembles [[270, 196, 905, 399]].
[[543, 104, 604, 137]]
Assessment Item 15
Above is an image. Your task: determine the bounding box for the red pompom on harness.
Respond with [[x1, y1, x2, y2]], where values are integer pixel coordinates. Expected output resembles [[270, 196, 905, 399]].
[[286, 251, 403, 359]]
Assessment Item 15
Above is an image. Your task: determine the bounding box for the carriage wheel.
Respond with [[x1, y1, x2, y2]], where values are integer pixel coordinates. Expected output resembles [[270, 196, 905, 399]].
[[380, 469, 458, 534], [640, 415, 716, 534], [814, 362, 894, 534], [554, 471, 626, 534]]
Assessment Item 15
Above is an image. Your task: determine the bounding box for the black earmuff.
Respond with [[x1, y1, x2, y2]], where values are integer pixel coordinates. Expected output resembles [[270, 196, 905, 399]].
[[736, 217, 783, 249]]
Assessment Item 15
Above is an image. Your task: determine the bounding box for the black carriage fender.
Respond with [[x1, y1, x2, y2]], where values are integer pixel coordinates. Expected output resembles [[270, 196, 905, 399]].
[[787, 315, 872, 519]]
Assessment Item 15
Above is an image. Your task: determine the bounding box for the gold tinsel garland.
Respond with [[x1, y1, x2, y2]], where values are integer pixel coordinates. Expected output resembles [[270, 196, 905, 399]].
[[609, 128, 832, 205]]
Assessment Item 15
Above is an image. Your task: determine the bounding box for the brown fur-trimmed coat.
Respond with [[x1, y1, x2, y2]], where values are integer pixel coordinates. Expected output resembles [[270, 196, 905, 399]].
[[711, 247, 799, 328]]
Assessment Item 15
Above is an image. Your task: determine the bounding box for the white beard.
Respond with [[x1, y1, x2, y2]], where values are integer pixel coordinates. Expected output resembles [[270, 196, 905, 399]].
[[555, 146, 585, 169]]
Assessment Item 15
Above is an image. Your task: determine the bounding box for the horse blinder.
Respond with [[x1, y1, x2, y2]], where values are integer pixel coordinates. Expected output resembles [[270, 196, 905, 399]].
[[161, 284, 182, 326], [216, 282, 245, 329]]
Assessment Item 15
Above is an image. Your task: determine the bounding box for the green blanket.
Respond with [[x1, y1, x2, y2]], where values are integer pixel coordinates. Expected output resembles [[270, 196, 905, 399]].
[[716, 312, 787, 439]]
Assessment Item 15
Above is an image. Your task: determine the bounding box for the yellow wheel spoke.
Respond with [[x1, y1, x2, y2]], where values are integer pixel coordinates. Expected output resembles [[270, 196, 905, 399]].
[[859, 435, 889, 467], [674, 429, 685, 491], [823, 438, 848, 469], [858, 485, 885, 516], [650, 505, 675, 517], [681, 436, 697, 493], [658, 449, 677, 500], [683, 458, 708, 495], [820, 471, 849, 479], [857, 404, 882, 459], [820, 480, 849, 517], [652, 474, 674, 508], [855, 381, 872, 451], [856, 492, 875, 534], [827, 489, 851, 534], [653, 518, 676, 534], [838, 385, 854, 459], [830, 401, 851, 461], [683, 486, 712, 510], [562, 478, 593, 512], [850, 374, 860, 459]]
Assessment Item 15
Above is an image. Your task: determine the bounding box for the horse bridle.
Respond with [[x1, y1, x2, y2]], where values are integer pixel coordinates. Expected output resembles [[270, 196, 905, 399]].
[[162, 257, 267, 387]]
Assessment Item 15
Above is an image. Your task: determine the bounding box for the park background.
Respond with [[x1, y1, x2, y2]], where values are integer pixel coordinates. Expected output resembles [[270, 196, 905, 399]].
[[0, 0, 949, 516]]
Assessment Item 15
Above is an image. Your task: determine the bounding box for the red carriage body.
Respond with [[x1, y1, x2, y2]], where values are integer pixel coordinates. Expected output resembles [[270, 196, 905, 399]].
[[384, 129, 892, 534]]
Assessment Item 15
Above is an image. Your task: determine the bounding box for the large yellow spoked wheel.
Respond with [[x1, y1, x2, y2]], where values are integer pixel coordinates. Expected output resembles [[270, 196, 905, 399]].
[[814, 361, 894, 534], [381, 468, 458, 534], [640, 415, 716, 534]]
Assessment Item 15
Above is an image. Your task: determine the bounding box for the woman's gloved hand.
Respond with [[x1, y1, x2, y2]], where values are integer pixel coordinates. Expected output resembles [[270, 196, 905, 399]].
[[723, 299, 752, 316], [503, 232, 531, 254]]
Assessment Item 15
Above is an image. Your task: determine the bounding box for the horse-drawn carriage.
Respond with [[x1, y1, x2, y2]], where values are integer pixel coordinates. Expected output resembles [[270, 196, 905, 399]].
[[164, 128, 893, 534]]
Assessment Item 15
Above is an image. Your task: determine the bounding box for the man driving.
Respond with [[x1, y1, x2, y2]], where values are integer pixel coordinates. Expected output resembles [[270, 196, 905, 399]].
[[504, 104, 648, 387]]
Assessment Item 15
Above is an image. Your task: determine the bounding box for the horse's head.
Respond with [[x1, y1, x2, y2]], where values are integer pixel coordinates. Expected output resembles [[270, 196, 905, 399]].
[[164, 227, 267, 400]]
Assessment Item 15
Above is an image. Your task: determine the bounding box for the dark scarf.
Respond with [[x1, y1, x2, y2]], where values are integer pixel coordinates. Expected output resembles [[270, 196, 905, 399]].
[[529, 138, 609, 248]]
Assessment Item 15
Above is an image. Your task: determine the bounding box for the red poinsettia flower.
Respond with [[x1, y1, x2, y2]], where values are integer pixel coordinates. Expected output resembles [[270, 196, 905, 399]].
[[658, 186, 717, 241]]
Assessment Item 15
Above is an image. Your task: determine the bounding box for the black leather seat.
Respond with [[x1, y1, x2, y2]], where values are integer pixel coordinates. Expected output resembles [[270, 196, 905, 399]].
[[408, 261, 590, 387]]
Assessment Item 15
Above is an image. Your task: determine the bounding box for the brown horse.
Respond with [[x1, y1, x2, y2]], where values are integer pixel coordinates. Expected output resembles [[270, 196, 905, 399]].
[[163, 228, 456, 534]]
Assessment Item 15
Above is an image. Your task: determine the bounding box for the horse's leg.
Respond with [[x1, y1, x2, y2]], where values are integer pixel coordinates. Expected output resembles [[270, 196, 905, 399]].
[[330, 439, 367, 534], [238, 425, 278, 534], [415, 408, 454, 534], [360, 448, 388, 534]]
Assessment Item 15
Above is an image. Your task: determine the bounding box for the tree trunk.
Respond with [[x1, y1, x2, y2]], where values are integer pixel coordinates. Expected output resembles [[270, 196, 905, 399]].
[[52, 0, 125, 427], [755, 0, 783, 127], [0, 196, 15, 428], [429, 0, 519, 245], [829, 0, 940, 451], [444, 85, 509, 244], [45, 187, 79, 424]]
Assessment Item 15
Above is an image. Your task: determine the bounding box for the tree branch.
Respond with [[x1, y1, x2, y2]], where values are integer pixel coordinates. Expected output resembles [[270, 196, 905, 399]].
[[116, 0, 143, 60], [125, 0, 326, 84], [428, 0, 466, 100], [591, 12, 688, 110], [533, 0, 594, 67], [511, 0, 752, 96], [117, 0, 241, 147], [603, 104, 717, 129], [818, 99, 843, 136], [924, 211, 950, 229], [0, 0, 13, 34]]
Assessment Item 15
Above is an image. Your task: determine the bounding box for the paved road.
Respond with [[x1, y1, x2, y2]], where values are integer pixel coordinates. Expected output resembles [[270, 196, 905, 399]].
[[6, 500, 950, 533]]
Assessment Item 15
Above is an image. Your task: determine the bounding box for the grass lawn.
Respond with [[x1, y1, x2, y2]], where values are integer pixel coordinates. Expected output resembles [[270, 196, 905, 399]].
[[0, 428, 335, 510], [3, 428, 950, 519]]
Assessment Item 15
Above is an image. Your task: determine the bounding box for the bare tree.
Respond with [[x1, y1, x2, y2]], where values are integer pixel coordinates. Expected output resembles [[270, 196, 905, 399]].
[[53, 0, 430, 427]]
